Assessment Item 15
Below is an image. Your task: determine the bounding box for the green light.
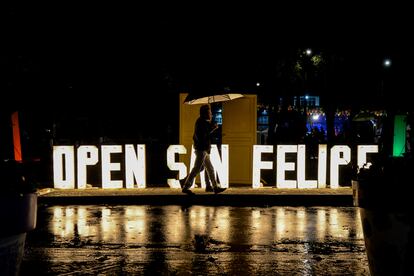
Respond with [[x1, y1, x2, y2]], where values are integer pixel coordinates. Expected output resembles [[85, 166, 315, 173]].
[[393, 115, 406, 157]]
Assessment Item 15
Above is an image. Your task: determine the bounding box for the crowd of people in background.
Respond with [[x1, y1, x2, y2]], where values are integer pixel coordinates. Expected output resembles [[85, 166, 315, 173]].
[[264, 104, 388, 148], [260, 103, 414, 166]]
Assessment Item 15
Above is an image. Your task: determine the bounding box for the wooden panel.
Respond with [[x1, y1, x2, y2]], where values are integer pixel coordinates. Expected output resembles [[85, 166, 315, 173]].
[[222, 95, 257, 184], [227, 144, 252, 182]]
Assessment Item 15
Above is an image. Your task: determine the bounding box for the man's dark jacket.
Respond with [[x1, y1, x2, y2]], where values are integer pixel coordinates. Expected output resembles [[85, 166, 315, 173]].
[[193, 117, 213, 153]]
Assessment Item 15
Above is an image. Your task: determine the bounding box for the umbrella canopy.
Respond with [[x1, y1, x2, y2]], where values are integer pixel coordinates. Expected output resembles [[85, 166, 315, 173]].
[[184, 93, 244, 105], [352, 112, 376, 122]]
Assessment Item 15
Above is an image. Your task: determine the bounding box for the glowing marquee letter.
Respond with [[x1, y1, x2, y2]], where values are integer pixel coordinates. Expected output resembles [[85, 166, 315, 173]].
[[277, 145, 297, 188], [125, 144, 146, 188], [357, 145, 378, 169], [77, 146, 99, 189], [52, 143, 379, 190], [188, 144, 229, 188], [210, 144, 229, 188], [252, 145, 274, 189], [317, 144, 327, 188], [53, 146, 75, 189], [297, 145, 317, 188], [166, 145, 187, 188], [330, 145, 351, 189], [101, 145, 123, 189]]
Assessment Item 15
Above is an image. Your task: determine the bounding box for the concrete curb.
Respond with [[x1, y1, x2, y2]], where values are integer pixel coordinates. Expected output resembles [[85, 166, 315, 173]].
[[38, 188, 353, 207]]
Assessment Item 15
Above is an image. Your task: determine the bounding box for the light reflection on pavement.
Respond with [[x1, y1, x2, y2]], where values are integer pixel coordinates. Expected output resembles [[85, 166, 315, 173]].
[[22, 205, 369, 275]]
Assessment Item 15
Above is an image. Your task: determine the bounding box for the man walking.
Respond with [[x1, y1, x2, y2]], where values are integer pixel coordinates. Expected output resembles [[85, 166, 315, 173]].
[[181, 104, 226, 195]]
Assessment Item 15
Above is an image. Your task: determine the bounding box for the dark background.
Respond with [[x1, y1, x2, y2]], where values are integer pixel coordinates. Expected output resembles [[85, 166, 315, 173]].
[[3, 3, 413, 109], [1, 3, 413, 185]]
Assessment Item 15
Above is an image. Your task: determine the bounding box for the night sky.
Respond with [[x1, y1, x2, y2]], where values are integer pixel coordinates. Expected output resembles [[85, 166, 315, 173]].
[[2, 4, 414, 117]]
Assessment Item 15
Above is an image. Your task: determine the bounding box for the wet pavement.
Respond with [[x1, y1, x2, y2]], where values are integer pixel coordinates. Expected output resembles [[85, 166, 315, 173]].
[[21, 204, 369, 275]]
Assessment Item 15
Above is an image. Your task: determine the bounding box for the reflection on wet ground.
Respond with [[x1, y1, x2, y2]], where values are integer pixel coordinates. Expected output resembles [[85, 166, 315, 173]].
[[22, 205, 369, 275]]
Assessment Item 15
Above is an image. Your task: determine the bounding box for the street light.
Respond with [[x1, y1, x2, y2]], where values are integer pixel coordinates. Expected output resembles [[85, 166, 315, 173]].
[[383, 58, 392, 68], [380, 58, 392, 98], [379, 57, 404, 156]]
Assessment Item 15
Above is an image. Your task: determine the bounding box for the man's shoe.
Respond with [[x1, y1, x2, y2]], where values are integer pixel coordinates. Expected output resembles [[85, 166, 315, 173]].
[[182, 189, 195, 195], [205, 186, 214, 192], [213, 187, 226, 194]]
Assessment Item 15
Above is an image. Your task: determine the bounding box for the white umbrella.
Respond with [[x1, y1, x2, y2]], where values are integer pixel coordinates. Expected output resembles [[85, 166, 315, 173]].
[[352, 112, 376, 122], [184, 93, 244, 105]]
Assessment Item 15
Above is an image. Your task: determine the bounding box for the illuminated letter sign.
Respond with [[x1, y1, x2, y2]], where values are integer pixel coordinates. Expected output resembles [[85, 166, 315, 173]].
[[252, 145, 273, 188], [209, 144, 229, 188], [253, 144, 377, 189], [297, 144, 317, 188], [357, 145, 378, 169], [277, 145, 297, 188], [77, 146, 98, 189], [53, 143, 378, 190], [101, 145, 123, 189], [53, 145, 146, 189], [53, 146, 75, 189], [167, 144, 229, 189], [166, 145, 187, 188], [317, 144, 328, 188], [125, 144, 146, 188], [330, 145, 351, 189]]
